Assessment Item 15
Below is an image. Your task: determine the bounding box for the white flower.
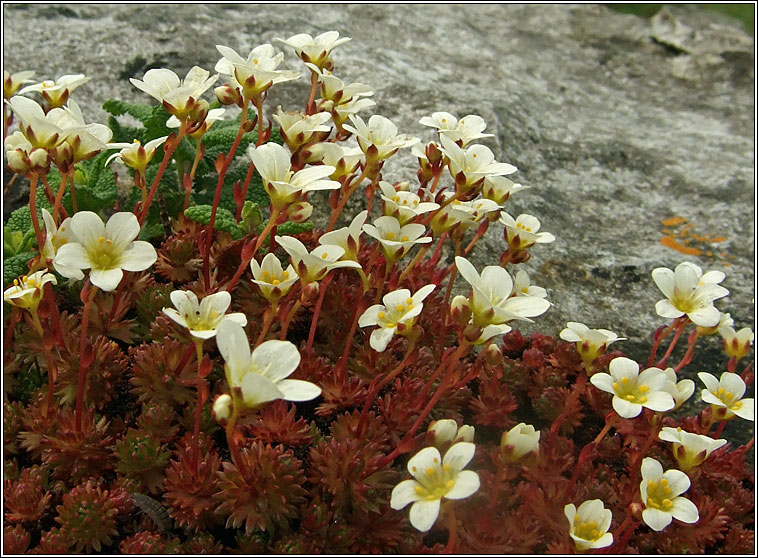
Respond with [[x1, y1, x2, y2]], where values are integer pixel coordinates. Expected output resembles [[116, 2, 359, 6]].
[[651, 262, 729, 327], [18, 73, 91, 108], [343, 114, 419, 161], [4, 70, 36, 99], [105, 137, 169, 174], [215, 44, 300, 99], [428, 419, 475, 447], [40, 208, 83, 280], [698, 371, 754, 421], [318, 210, 368, 262], [419, 112, 494, 146], [318, 73, 373, 105], [277, 31, 351, 70], [659, 427, 727, 472], [500, 423, 540, 461], [589, 357, 674, 419], [455, 256, 550, 328], [661, 368, 695, 410], [358, 285, 436, 352], [449, 196, 502, 225], [639, 457, 699, 531], [362, 216, 431, 264], [482, 175, 529, 205], [247, 142, 340, 210], [330, 96, 377, 127], [167, 107, 226, 136], [6, 96, 65, 150], [162, 290, 247, 340], [275, 235, 361, 284], [53, 211, 158, 292], [438, 134, 516, 191], [250, 252, 299, 303], [564, 499, 614, 551], [273, 107, 332, 150], [378, 181, 439, 225], [559, 321, 625, 365], [216, 320, 321, 410], [499, 212, 555, 249], [390, 442, 480, 532], [4, 271, 57, 312], [47, 99, 113, 163], [313, 142, 363, 180], [212, 394, 232, 422], [512, 270, 548, 299], [130, 66, 217, 120], [719, 325, 754, 362]]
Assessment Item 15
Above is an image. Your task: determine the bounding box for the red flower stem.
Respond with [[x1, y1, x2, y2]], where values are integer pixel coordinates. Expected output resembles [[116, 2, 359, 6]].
[[305, 71, 319, 115], [138, 125, 187, 225], [108, 280, 127, 322], [429, 232, 448, 265], [74, 281, 97, 433], [338, 297, 369, 372], [371, 341, 470, 472], [235, 162, 256, 221], [610, 517, 637, 553], [422, 190, 466, 227], [255, 304, 279, 347], [27, 173, 45, 252], [225, 405, 250, 481], [306, 272, 333, 353], [740, 361, 753, 383], [566, 412, 617, 496], [223, 207, 282, 293], [51, 170, 71, 221], [655, 318, 688, 368], [254, 95, 265, 147], [4, 308, 22, 363], [280, 300, 303, 341], [203, 106, 249, 288], [627, 413, 662, 487], [647, 320, 677, 367], [713, 419, 728, 439], [443, 505, 458, 554], [30, 311, 56, 416], [463, 219, 490, 255], [183, 138, 204, 210], [69, 177, 79, 212], [374, 261, 391, 303], [396, 244, 430, 286], [192, 340, 204, 476], [40, 173, 56, 206], [674, 330, 699, 372], [549, 371, 587, 438], [428, 171, 442, 194], [326, 166, 371, 233], [356, 346, 416, 436], [42, 282, 64, 349]]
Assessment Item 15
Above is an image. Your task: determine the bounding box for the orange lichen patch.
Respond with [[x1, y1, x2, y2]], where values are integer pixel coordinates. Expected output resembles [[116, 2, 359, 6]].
[[660, 235, 702, 256], [661, 217, 687, 226], [710, 236, 727, 243]]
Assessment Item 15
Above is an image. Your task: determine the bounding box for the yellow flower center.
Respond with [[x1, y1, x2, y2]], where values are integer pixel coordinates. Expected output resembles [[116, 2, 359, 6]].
[[574, 520, 603, 542], [87, 238, 121, 271], [645, 479, 675, 511], [611, 377, 650, 404], [412, 460, 458, 501]]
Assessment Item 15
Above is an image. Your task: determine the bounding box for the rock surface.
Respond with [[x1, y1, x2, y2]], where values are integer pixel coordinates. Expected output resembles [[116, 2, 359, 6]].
[[4, 4, 755, 437]]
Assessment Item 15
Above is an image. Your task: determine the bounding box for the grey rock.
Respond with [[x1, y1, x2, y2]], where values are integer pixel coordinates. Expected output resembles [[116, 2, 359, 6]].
[[3, 4, 754, 443]]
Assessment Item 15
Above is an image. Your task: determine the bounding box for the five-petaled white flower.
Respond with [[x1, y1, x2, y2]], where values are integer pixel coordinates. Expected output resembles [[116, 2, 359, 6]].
[[512, 269, 548, 299], [40, 208, 83, 280], [4, 271, 57, 312], [559, 321, 625, 366], [216, 320, 321, 410], [455, 256, 550, 328], [390, 442, 480, 532], [658, 427, 727, 472], [564, 499, 614, 551], [318, 210, 368, 262], [661, 368, 695, 410], [419, 112, 494, 147], [318, 73, 374, 106], [651, 262, 729, 328], [482, 175, 529, 205], [358, 284, 436, 352], [438, 134, 516, 192], [639, 457, 699, 531], [105, 137, 169, 174], [362, 216, 431, 264], [499, 212, 555, 250], [378, 181, 439, 225], [313, 142, 363, 180], [18, 73, 91, 108], [47, 99, 113, 164], [719, 325, 754, 362], [277, 31, 351, 70], [343, 114, 419, 161], [130, 67, 217, 121], [589, 357, 674, 419], [162, 290, 247, 339], [275, 235, 361, 284], [53, 211, 158, 292], [273, 107, 332, 150], [698, 371, 754, 421], [250, 252, 299, 303], [247, 142, 340, 210], [6, 95, 66, 150], [500, 422, 540, 462], [4, 70, 36, 99], [215, 44, 300, 99]]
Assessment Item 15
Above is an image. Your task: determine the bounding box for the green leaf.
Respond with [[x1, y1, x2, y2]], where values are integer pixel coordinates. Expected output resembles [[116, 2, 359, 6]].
[[276, 220, 314, 236], [103, 99, 154, 124], [3, 252, 37, 287], [184, 205, 244, 239], [73, 152, 117, 212]]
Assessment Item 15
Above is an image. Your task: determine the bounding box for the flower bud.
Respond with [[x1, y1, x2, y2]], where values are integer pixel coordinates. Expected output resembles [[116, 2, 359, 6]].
[[29, 147, 51, 172], [484, 343, 502, 366], [450, 295, 471, 326], [212, 394, 233, 423], [287, 201, 313, 223], [6, 149, 30, 173], [215, 84, 242, 107], [300, 281, 320, 305], [500, 423, 540, 462]]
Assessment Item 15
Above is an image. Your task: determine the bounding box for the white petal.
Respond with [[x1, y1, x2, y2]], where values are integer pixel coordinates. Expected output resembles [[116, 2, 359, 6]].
[[655, 300, 685, 319], [455, 256, 481, 290], [252, 339, 301, 382], [442, 441, 475, 471], [687, 306, 721, 327], [276, 379, 321, 402], [697, 372, 719, 393], [719, 372, 746, 400], [589, 373, 615, 394], [240, 372, 284, 408], [642, 391, 674, 412], [369, 326, 395, 352], [70, 211, 106, 250], [216, 320, 252, 386], [662, 469, 691, 496], [358, 304, 385, 327], [119, 241, 157, 271], [409, 499, 441, 532], [89, 268, 123, 292], [732, 400, 754, 421], [642, 508, 672, 531], [222, 313, 248, 328], [444, 470, 480, 499], [202, 291, 232, 316], [390, 480, 422, 510], [612, 397, 642, 419], [105, 212, 141, 250], [407, 447, 441, 476], [641, 457, 663, 481], [54, 242, 92, 272], [670, 497, 699, 524], [162, 307, 188, 328]]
